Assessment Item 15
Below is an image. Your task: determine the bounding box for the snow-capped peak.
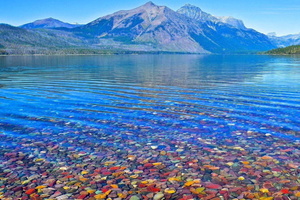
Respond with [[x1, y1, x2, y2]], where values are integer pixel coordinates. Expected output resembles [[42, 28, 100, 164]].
[[177, 4, 247, 30], [177, 4, 218, 22], [217, 16, 247, 30]]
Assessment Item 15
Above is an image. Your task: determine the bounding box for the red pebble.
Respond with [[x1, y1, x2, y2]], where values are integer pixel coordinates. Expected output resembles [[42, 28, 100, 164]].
[[42, 172, 48, 176], [162, 172, 171, 176], [138, 183, 147, 188], [102, 188, 109, 193], [147, 185, 160, 192], [109, 166, 120, 171], [77, 194, 88, 199], [25, 188, 36, 195], [102, 171, 112, 176], [281, 189, 290, 194], [144, 163, 153, 168], [179, 195, 194, 200], [240, 168, 248, 172], [118, 175, 126, 179], [205, 183, 222, 189]]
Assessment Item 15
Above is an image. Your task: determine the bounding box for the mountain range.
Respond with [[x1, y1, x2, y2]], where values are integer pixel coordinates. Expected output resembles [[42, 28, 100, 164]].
[[20, 18, 81, 29], [0, 2, 298, 54], [268, 33, 300, 48]]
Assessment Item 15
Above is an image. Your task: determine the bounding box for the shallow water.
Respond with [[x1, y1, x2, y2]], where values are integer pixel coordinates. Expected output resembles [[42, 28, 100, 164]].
[[0, 55, 299, 143], [0, 54, 299, 199]]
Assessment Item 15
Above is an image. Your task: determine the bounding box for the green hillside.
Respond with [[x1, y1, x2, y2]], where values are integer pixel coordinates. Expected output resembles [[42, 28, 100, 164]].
[[265, 45, 300, 54], [0, 24, 88, 54]]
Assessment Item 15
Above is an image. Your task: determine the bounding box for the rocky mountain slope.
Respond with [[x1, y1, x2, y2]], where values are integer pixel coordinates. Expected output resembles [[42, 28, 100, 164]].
[[74, 2, 209, 53], [73, 2, 274, 53], [1, 2, 276, 54]]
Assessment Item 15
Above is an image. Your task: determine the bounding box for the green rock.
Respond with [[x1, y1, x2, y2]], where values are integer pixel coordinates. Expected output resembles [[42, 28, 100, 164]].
[[153, 192, 164, 200], [95, 190, 102, 194], [130, 195, 141, 200]]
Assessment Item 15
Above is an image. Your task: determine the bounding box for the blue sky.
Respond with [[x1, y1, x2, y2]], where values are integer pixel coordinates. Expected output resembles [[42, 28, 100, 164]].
[[1, 0, 299, 36]]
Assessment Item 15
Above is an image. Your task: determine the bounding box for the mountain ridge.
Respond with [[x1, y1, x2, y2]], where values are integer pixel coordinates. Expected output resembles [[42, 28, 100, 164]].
[[20, 18, 81, 29], [268, 33, 300, 48], [1, 2, 276, 54], [72, 2, 274, 53]]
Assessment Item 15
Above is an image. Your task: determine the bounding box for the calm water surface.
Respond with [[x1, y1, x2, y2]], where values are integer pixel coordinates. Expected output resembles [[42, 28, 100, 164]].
[[0, 55, 299, 198], [0, 55, 299, 145]]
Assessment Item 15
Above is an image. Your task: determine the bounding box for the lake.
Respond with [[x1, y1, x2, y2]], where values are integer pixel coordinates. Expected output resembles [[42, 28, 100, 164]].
[[0, 55, 299, 199]]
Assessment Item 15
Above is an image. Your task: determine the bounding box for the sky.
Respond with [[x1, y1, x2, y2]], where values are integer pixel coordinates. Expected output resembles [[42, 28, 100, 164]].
[[1, 0, 300, 36]]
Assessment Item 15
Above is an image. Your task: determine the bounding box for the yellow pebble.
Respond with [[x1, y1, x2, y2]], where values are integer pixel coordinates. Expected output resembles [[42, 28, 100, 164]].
[[241, 161, 250, 165], [290, 186, 298, 191], [63, 186, 70, 190], [238, 176, 245, 181], [35, 158, 45, 162], [79, 177, 89, 182], [35, 185, 47, 189], [164, 188, 176, 194], [81, 171, 89, 175], [117, 193, 125, 198], [168, 177, 180, 182], [295, 192, 300, 197], [87, 190, 95, 194], [110, 184, 118, 189], [153, 162, 162, 166], [259, 188, 269, 193], [22, 180, 30, 185], [104, 161, 117, 166], [94, 194, 107, 199], [184, 180, 194, 187], [226, 162, 234, 166], [259, 197, 273, 200], [195, 187, 205, 194]]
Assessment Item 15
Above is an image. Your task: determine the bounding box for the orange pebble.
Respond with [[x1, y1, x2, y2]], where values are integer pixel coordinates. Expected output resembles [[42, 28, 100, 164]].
[[261, 156, 273, 160]]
